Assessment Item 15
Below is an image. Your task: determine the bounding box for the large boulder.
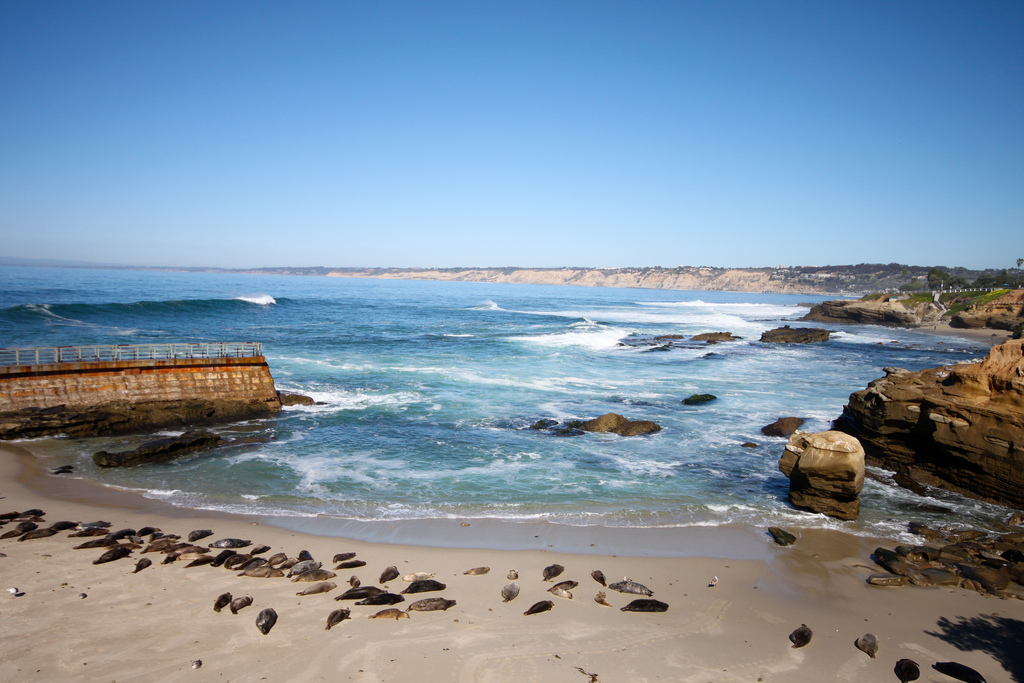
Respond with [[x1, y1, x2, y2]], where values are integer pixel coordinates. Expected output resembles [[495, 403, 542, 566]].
[[837, 340, 1024, 508], [93, 430, 225, 467], [578, 413, 662, 436], [692, 332, 738, 343], [803, 297, 944, 327], [759, 326, 830, 343], [778, 430, 865, 520]]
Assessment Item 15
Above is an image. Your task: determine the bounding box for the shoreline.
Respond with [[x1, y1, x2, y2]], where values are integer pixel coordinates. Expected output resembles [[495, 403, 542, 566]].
[[907, 320, 1014, 346], [3, 444, 1020, 681]]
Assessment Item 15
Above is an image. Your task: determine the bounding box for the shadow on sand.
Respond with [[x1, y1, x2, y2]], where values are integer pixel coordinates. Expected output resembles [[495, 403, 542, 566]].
[[925, 613, 1024, 682]]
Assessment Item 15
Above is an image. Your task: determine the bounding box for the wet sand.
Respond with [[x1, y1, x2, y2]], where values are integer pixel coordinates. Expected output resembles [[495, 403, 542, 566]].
[[1, 443, 1019, 682], [911, 321, 1015, 346]]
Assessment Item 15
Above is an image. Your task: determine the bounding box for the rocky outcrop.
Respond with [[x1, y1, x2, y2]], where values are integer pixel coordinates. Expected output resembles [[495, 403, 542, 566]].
[[803, 296, 944, 327], [778, 430, 865, 520], [578, 413, 662, 436], [759, 326, 830, 343], [837, 340, 1024, 508], [0, 399, 279, 440], [277, 391, 316, 406], [93, 430, 225, 467], [761, 417, 805, 437], [682, 394, 717, 406], [950, 289, 1024, 330], [691, 332, 738, 343]]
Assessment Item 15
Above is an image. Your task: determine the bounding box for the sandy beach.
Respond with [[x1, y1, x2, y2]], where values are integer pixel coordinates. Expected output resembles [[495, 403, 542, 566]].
[[910, 321, 1016, 347], [2, 444, 1020, 683]]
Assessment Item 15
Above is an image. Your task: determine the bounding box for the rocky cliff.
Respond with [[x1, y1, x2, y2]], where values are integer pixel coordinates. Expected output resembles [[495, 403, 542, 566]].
[[802, 296, 945, 327], [950, 289, 1024, 332], [836, 340, 1024, 508], [327, 267, 828, 294]]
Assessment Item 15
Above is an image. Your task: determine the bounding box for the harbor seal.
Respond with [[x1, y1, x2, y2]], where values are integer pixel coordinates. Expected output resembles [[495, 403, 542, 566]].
[[591, 570, 606, 586], [407, 597, 456, 612], [542, 564, 565, 581], [133, 558, 152, 573], [296, 581, 337, 596], [379, 566, 400, 583], [895, 659, 920, 682], [256, 607, 277, 635], [332, 552, 356, 563], [210, 549, 237, 567], [507, 570, 518, 580], [213, 592, 232, 612], [292, 569, 337, 583], [400, 579, 447, 594], [355, 593, 405, 606], [297, 550, 314, 562], [608, 577, 653, 596], [524, 600, 553, 616], [250, 544, 271, 555], [286, 559, 322, 577], [621, 598, 669, 612], [402, 572, 434, 582], [266, 552, 288, 567], [94, 546, 132, 564], [464, 566, 490, 575], [229, 595, 253, 614], [368, 608, 409, 620], [185, 556, 217, 568], [549, 587, 572, 599], [789, 624, 813, 648], [223, 554, 251, 570], [19, 528, 58, 541], [338, 585, 385, 600], [334, 559, 367, 570], [549, 580, 578, 592], [47, 521, 78, 531], [501, 582, 520, 602], [240, 566, 284, 578], [187, 529, 214, 542], [209, 538, 251, 549], [326, 608, 351, 630], [854, 633, 878, 658], [932, 662, 987, 683], [594, 591, 612, 607]]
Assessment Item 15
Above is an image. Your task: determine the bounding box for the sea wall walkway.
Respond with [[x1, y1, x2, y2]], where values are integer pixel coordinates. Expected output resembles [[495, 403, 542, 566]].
[[0, 342, 278, 412]]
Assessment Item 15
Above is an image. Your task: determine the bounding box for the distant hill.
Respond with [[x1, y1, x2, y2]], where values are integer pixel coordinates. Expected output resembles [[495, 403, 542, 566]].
[[3, 260, 1019, 295]]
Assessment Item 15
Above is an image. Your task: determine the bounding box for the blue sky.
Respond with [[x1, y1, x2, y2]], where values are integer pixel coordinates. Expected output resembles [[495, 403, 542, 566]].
[[1, 1, 1021, 270]]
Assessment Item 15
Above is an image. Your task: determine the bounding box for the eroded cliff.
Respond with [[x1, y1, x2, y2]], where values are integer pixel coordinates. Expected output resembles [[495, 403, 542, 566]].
[[837, 340, 1024, 508]]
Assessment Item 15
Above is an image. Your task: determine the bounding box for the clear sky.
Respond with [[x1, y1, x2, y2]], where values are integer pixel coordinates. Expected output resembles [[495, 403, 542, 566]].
[[1, 1, 1021, 270]]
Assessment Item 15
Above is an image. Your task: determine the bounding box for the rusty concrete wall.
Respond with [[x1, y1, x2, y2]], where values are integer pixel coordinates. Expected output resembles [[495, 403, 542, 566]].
[[0, 357, 279, 411]]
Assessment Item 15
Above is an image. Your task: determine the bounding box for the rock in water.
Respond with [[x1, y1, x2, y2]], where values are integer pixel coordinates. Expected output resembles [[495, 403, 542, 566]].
[[768, 527, 797, 546], [789, 624, 813, 648], [542, 564, 565, 581], [578, 413, 661, 436], [524, 600, 553, 616], [501, 582, 520, 602], [854, 633, 878, 658], [932, 662, 987, 683], [255, 608, 277, 635], [759, 326, 830, 344], [621, 599, 668, 612], [778, 431, 865, 520], [93, 431, 224, 467], [326, 608, 350, 630], [761, 417, 805, 437], [895, 659, 920, 682]]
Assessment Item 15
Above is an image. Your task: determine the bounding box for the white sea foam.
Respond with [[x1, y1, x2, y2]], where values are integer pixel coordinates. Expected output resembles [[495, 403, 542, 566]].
[[510, 322, 631, 351], [235, 294, 276, 305]]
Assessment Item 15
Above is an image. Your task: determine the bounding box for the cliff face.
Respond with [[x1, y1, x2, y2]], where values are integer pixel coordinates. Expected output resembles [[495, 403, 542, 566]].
[[802, 297, 944, 327], [951, 289, 1024, 331], [327, 267, 826, 294], [837, 340, 1024, 508]]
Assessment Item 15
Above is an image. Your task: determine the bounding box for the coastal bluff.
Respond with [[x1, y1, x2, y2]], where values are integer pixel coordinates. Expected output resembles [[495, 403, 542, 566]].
[[802, 296, 944, 327], [837, 339, 1024, 508], [0, 343, 281, 439]]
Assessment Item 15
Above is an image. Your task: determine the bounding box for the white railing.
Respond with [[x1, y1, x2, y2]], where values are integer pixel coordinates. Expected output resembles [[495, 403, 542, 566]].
[[0, 342, 263, 368]]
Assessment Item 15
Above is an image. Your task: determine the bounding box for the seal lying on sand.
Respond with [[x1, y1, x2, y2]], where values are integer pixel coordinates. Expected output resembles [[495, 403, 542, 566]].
[[501, 583, 520, 602], [326, 608, 350, 630], [379, 566, 400, 583], [401, 579, 446, 594], [621, 598, 669, 612], [854, 633, 878, 658], [542, 564, 564, 581], [256, 607, 277, 635], [407, 597, 456, 612], [213, 592, 232, 612], [524, 600, 553, 616], [608, 577, 653, 596], [368, 608, 409, 620], [895, 659, 920, 682], [355, 593, 405, 606], [789, 624, 813, 648]]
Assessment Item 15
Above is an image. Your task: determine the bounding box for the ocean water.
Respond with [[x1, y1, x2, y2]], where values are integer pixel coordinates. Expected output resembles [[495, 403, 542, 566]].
[[0, 266, 1010, 543]]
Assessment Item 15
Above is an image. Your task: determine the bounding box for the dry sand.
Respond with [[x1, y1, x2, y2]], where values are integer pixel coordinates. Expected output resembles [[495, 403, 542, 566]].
[[911, 321, 1015, 347], [1, 444, 1020, 683]]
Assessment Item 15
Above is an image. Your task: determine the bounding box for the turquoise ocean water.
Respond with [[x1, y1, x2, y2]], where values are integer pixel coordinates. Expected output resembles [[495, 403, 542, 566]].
[[0, 266, 1010, 542]]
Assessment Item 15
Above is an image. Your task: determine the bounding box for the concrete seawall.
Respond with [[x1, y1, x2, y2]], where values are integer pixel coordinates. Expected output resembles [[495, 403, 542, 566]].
[[0, 356, 279, 412]]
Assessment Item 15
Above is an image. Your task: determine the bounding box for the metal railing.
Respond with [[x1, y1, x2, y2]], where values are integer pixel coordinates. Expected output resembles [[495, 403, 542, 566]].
[[0, 342, 263, 368]]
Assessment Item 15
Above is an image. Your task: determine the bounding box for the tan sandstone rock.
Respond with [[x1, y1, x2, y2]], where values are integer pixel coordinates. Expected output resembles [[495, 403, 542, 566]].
[[779, 430, 865, 520], [838, 339, 1024, 507]]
